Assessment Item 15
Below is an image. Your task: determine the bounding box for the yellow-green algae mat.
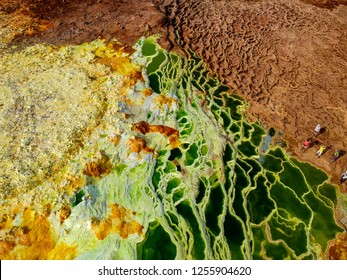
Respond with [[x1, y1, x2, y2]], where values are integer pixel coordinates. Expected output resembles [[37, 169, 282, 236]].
[[0, 36, 346, 260]]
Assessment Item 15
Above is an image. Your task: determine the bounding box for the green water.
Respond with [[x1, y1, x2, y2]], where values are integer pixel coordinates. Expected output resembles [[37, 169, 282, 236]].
[[279, 162, 309, 197], [137, 221, 177, 260], [261, 154, 283, 173], [133, 36, 344, 259], [318, 183, 337, 206], [224, 212, 246, 260], [205, 183, 224, 236], [270, 181, 312, 225], [247, 175, 275, 225], [176, 200, 206, 259]]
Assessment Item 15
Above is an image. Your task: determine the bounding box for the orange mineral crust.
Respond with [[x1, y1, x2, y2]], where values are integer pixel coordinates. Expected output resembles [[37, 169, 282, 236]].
[[127, 136, 155, 154], [91, 204, 144, 240], [132, 121, 181, 148], [0, 208, 77, 260], [83, 151, 113, 178]]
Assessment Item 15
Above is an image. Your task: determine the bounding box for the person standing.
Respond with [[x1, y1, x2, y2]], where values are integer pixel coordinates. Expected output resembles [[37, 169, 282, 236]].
[[330, 149, 341, 162], [314, 124, 321, 137], [316, 145, 325, 158], [340, 171, 347, 184], [302, 139, 311, 151]]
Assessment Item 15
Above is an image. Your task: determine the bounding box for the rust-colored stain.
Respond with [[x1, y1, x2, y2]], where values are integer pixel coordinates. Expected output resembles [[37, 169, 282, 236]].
[[83, 151, 112, 178], [127, 135, 154, 154], [91, 204, 144, 240], [328, 233, 347, 260], [131, 121, 177, 136], [168, 132, 181, 149], [131, 121, 181, 148], [0, 1, 55, 44], [150, 125, 178, 137], [95, 42, 143, 89], [98, 55, 131, 74], [59, 204, 71, 224], [42, 203, 53, 217], [25, 19, 55, 36], [0, 240, 15, 257], [97, 50, 142, 84], [120, 97, 133, 105], [132, 121, 150, 134], [142, 88, 153, 97], [0, 207, 77, 260], [129, 70, 144, 82], [154, 94, 178, 108]]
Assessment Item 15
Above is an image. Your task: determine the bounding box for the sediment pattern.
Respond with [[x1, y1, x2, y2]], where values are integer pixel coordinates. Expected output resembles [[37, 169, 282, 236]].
[[157, 0, 347, 180], [1, 37, 345, 259], [136, 37, 345, 259], [0, 0, 165, 49]]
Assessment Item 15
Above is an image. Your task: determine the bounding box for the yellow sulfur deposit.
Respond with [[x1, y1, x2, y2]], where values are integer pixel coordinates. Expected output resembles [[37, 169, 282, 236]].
[[0, 39, 161, 259], [0, 42, 112, 199]]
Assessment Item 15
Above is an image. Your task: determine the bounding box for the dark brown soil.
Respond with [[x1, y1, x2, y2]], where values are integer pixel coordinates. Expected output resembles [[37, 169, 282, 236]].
[[0, 0, 167, 48]]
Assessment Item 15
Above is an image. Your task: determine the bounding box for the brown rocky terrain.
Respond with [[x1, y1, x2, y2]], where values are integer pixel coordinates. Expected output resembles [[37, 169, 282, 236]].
[[0, 0, 166, 48], [161, 0, 347, 190], [1, 0, 347, 258]]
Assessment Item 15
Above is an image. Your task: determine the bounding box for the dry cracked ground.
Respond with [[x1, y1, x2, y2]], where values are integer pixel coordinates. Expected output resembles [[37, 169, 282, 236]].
[[164, 0, 347, 190], [1, 0, 347, 258]]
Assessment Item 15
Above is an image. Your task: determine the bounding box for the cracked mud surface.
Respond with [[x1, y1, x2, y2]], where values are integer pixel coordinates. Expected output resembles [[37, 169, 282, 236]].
[[163, 0, 347, 187]]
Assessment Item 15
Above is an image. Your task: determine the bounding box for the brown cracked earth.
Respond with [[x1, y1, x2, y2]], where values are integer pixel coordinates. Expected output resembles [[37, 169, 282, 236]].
[[1, 0, 347, 256], [166, 0, 347, 190]]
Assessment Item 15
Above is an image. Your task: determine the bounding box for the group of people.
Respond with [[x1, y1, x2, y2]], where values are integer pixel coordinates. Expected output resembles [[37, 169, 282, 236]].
[[301, 124, 347, 185]]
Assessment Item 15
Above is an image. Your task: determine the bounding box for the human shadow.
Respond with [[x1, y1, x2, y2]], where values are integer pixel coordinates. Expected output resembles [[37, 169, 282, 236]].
[[315, 126, 326, 137], [321, 144, 332, 157], [330, 149, 346, 162], [320, 127, 327, 134]]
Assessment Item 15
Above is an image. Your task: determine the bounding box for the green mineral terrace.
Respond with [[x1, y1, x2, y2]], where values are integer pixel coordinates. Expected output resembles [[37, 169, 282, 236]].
[[136, 37, 344, 260]]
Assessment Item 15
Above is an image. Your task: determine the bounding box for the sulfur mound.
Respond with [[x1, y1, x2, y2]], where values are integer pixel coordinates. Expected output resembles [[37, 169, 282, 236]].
[[0, 43, 109, 199]]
